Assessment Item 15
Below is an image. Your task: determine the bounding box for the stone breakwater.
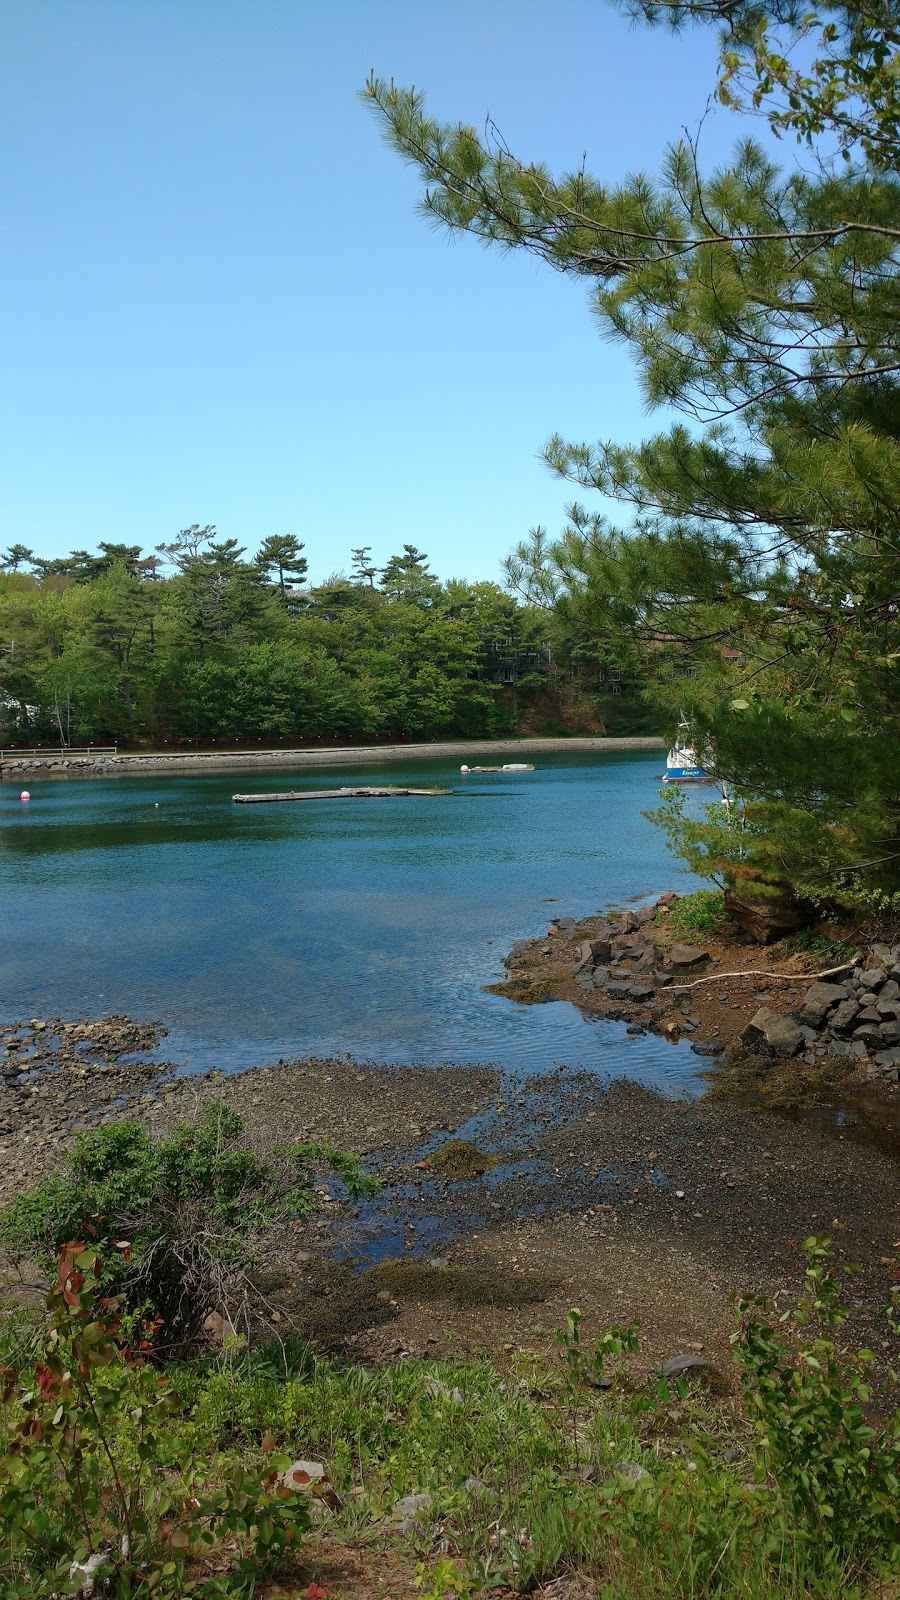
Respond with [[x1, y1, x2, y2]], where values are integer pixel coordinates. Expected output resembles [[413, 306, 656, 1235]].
[[0, 736, 666, 782], [491, 897, 900, 1096]]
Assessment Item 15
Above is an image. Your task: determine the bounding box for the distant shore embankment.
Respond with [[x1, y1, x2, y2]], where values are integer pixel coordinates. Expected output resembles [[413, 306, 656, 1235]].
[[0, 735, 666, 781]]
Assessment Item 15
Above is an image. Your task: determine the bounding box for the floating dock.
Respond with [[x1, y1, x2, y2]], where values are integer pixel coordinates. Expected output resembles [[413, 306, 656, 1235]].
[[232, 786, 451, 804]]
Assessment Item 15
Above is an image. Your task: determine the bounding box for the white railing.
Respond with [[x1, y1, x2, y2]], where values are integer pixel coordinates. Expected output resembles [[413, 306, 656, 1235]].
[[0, 745, 118, 758]]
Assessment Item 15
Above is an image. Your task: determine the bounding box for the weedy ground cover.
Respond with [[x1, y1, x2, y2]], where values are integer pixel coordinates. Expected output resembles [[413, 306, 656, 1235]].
[[1, 1142, 897, 1600]]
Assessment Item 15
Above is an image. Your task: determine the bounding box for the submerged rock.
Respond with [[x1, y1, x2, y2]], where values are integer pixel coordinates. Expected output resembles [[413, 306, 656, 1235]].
[[421, 1139, 501, 1180]]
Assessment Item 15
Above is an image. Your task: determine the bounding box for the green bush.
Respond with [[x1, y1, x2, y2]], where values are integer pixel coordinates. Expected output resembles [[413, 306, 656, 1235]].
[[735, 1236, 900, 1566], [0, 1102, 373, 1357], [773, 929, 859, 965], [660, 888, 729, 937], [0, 1244, 310, 1598]]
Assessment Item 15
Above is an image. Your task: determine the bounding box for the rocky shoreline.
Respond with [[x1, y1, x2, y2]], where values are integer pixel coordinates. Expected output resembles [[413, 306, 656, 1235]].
[[488, 894, 900, 1102]]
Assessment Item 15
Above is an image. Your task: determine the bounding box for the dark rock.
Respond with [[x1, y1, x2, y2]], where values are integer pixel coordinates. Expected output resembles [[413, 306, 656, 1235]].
[[829, 999, 859, 1034], [879, 1021, 900, 1044], [876, 999, 900, 1019], [592, 967, 609, 988], [857, 1007, 881, 1024], [574, 972, 595, 990], [656, 890, 679, 905], [878, 978, 900, 1002], [627, 984, 655, 1002], [723, 886, 809, 944], [631, 949, 657, 974], [858, 967, 887, 990], [690, 1042, 724, 1056], [617, 912, 639, 935], [852, 1023, 881, 1043], [589, 938, 612, 964], [741, 1008, 804, 1058], [606, 982, 633, 1000], [669, 943, 710, 968], [573, 940, 596, 975], [800, 981, 849, 1014], [654, 971, 673, 988], [796, 1000, 830, 1028]]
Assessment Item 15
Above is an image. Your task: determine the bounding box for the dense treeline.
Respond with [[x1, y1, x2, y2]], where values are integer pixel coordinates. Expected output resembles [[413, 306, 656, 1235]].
[[0, 530, 649, 747]]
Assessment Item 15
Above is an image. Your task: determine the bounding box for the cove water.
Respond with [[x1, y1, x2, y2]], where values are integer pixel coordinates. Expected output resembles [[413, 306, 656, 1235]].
[[0, 751, 703, 1091]]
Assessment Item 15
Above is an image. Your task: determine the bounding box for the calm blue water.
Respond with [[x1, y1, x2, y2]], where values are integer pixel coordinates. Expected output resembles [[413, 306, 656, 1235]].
[[0, 752, 703, 1090]]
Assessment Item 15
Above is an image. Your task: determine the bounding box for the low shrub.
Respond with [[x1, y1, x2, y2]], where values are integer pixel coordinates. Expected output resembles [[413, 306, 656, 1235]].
[[735, 1235, 900, 1567], [772, 928, 859, 964], [660, 888, 729, 937], [0, 1101, 374, 1356], [0, 1244, 310, 1598]]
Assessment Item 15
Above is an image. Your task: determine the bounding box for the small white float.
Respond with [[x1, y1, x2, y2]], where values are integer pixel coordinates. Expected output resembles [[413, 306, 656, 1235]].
[[458, 763, 536, 773]]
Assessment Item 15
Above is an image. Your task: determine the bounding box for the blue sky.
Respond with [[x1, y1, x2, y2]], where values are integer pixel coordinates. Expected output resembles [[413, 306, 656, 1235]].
[[2, 1, 755, 584]]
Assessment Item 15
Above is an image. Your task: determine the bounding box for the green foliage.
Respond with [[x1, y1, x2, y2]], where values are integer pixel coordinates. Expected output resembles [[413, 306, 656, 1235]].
[[773, 928, 858, 964], [0, 534, 570, 744], [661, 888, 729, 936], [0, 1104, 373, 1357], [734, 1236, 900, 1564], [621, 2, 900, 171], [364, 1, 900, 903], [0, 1245, 310, 1598], [169, 1256, 900, 1597]]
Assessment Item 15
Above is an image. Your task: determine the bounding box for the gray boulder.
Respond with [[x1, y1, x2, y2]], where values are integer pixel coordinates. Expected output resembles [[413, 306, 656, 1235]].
[[803, 981, 850, 1008], [829, 999, 859, 1033], [741, 1007, 804, 1058], [857, 967, 887, 990], [669, 943, 710, 968]]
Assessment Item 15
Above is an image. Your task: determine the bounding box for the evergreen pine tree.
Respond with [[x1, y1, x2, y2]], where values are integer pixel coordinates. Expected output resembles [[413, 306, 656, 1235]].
[[364, 5, 900, 913]]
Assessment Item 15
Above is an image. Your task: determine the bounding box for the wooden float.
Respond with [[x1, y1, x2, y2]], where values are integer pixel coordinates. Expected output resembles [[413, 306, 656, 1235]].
[[232, 785, 451, 804]]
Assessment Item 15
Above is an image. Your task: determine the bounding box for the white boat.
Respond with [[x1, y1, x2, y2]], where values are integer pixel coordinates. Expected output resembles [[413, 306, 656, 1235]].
[[662, 720, 712, 783]]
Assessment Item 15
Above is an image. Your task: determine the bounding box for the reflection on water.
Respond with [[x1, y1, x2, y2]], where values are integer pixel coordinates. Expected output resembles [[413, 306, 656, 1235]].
[[1, 752, 706, 1088]]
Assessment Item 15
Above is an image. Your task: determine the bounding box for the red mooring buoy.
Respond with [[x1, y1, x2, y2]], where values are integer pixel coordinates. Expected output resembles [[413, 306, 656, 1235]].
[[20, 791, 30, 801]]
